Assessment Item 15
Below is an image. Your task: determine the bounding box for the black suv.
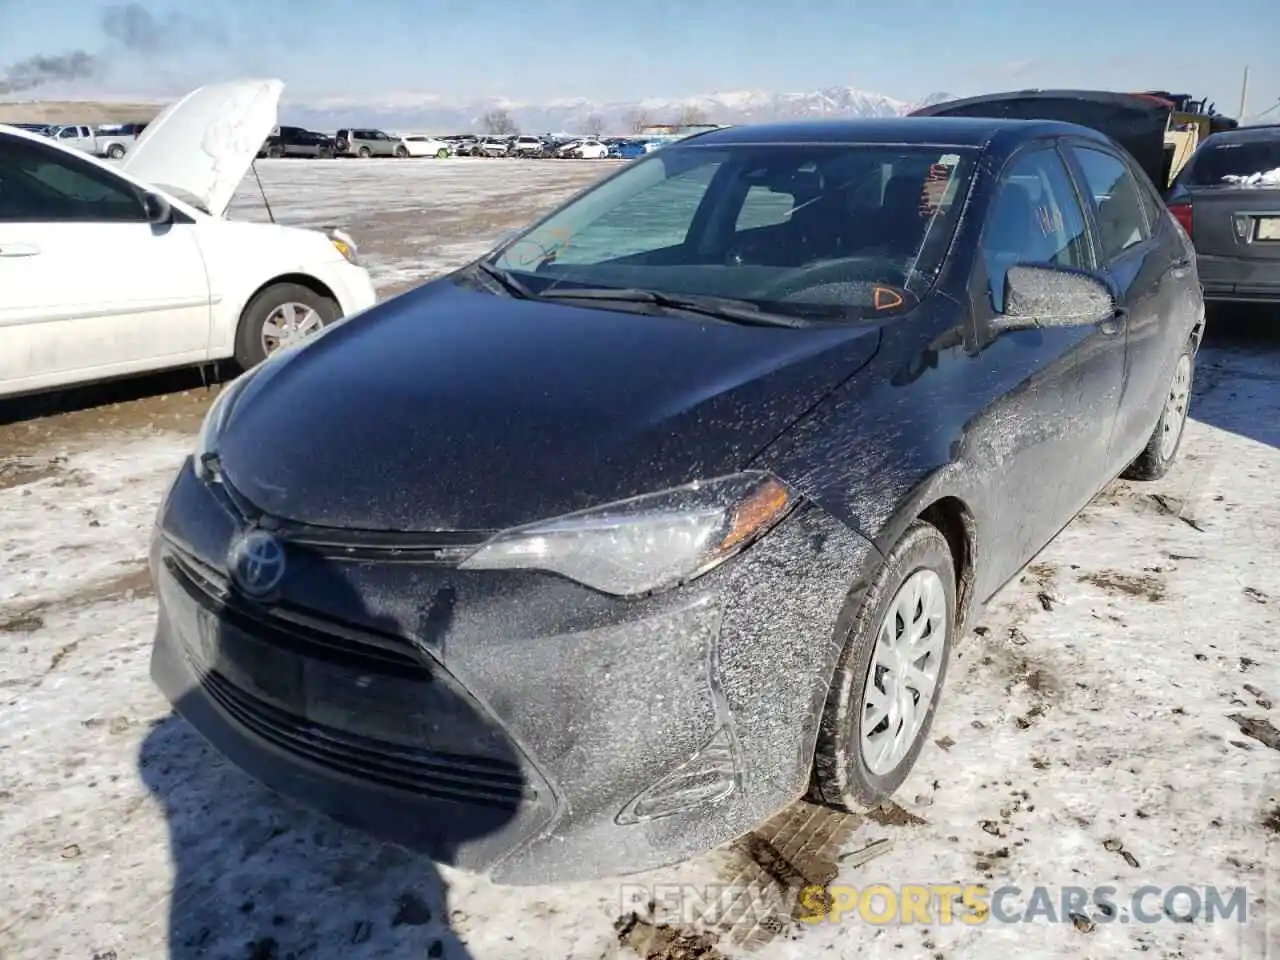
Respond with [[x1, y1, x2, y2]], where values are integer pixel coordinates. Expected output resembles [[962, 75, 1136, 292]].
[[258, 125, 337, 159]]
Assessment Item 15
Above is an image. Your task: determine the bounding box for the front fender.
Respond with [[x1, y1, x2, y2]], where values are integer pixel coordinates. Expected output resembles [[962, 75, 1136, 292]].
[[194, 221, 356, 355]]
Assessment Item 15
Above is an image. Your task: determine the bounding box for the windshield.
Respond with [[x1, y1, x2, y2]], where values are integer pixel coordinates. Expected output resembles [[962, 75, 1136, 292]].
[[1180, 138, 1280, 187], [486, 141, 976, 320]]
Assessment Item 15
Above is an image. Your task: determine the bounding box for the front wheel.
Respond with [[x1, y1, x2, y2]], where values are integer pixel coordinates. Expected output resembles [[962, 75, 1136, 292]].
[[234, 283, 340, 370], [436, 148, 449, 159], [1121, 340, 1196, 481], [394, 145, 409, 158], [809, 520, 956, 811]]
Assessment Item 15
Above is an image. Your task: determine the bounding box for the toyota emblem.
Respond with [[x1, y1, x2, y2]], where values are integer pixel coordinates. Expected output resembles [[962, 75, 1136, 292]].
[[228, 529, 287, 597]]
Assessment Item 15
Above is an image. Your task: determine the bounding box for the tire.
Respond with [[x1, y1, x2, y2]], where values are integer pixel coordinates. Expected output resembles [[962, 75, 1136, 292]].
[[106, 144, 126, 160], [808, 520, 957, 811], [395, 145, 409, 158], [267, 146, 283, 159], [1121, 338, 1196, 481], [436, 148, 449, 159], [358, 146, 371, 158], [319, 146, 334, 159], [233, 283, 341, 371]]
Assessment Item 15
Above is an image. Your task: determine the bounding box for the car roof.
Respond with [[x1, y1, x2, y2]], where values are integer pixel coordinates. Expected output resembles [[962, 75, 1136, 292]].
[[1201, 124, 1280, 145], [678, 116, 1110, 150]]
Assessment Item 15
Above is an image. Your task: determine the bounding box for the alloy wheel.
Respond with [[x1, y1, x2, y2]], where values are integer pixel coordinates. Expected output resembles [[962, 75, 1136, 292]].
[[261, 302, 325, 356]]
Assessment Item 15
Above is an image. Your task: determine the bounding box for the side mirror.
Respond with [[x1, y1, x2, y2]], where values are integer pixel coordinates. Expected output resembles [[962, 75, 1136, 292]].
[[992, 263, 1116, 332], [142, 191, 172, 225]]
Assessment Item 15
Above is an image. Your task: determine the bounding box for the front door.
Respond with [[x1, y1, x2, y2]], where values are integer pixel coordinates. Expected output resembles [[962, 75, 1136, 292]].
[[0, 131, 211, 395], [966, 142, 1127, 586]]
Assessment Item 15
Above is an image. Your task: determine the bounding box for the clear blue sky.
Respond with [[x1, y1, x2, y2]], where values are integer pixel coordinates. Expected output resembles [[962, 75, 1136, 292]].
[[1, 0, 1277, 116]]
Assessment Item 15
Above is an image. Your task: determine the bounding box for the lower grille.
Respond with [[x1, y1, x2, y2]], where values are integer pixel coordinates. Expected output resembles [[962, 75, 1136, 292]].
[[191, 655, 533, 809]]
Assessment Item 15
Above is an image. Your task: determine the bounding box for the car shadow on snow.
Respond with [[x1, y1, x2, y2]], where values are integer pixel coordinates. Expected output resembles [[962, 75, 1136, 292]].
[[1188, 303, 1280, 450], [138, 550, 519, 959]]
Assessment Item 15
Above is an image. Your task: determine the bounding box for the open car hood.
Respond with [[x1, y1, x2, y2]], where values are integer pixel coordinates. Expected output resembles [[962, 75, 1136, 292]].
[[121, 78, 283, 218], [911, 90, 1172, 188]]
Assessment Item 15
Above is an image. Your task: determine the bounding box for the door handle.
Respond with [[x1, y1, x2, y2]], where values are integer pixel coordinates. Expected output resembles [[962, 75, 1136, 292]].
[[0, 242, 40, 257]]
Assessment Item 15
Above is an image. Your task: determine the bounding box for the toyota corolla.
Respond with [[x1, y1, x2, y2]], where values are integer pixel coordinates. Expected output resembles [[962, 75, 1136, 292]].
[[149, 117, 1203, 885]]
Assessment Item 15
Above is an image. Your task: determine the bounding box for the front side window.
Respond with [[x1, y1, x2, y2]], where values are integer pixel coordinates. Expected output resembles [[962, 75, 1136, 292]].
[[1069, 146, 1150, 260], [57, 127, 80, 139], [0, 133, 147, 223], [489, 142, 977, 320], [980, 146, 1092, 312]]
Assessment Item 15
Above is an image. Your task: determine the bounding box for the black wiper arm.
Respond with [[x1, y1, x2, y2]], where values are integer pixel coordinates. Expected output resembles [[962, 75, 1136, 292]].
[[473, 260, 537, 300], [538, 287, 808, 328]]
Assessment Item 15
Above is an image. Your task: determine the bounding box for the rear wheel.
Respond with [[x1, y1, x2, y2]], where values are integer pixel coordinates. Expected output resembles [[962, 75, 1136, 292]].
[[809, 521, 956, 811], [234, 283, 340, 370], [267, 145, 283, 159], [357, 146, 372, 158], [436, 147, 449, 159], [1122, 340, 1196, 481], [106, 143, 126, 160]]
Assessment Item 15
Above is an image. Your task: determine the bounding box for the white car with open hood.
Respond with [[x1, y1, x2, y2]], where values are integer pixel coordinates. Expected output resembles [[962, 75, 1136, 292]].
[[0, 78, 377, 400]]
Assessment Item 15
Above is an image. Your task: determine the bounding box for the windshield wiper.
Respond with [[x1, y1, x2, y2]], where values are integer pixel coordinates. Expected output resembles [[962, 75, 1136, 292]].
[[537, 287, 809, 328], [473, 261, 537, 299]]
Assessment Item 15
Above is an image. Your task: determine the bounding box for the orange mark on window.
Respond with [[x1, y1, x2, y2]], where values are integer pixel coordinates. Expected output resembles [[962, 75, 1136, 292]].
[[873, 286, 905, 311]]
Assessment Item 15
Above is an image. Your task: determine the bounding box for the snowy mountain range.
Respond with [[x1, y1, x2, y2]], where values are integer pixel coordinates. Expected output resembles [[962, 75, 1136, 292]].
[[282, 87, 958, 134]]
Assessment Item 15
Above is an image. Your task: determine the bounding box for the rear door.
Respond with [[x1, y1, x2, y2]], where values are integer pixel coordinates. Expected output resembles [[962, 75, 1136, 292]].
[[1171, 135, 1280, 301], [1062, 140, 1175, 461]]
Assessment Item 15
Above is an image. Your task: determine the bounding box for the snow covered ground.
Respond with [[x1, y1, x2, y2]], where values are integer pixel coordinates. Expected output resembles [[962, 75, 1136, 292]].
[[1, 160, 1277, 960]]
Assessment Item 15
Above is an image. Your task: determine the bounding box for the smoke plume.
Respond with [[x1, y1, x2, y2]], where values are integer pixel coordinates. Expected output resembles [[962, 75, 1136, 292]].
[[0, 2, 229, 96], [0, 51, 98, 96]]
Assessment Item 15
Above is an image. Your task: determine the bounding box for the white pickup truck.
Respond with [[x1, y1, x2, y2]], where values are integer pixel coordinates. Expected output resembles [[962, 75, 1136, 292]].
[[45, 122, 148, 159]]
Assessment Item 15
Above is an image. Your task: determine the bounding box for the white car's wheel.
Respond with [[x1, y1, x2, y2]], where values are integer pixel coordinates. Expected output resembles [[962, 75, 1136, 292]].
[[234, 282, 340, 370]]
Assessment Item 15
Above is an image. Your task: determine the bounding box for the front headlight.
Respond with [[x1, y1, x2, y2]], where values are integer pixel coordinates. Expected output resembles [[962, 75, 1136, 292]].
[[324, 226, 359, 265], [458, 471, 795, 596], [192, 372, 253, 481]]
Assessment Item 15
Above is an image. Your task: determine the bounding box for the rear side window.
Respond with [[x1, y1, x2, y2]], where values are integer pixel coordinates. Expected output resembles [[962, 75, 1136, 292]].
[[1180, 139, 1280, 186], [1069, 146, 1150, 260]]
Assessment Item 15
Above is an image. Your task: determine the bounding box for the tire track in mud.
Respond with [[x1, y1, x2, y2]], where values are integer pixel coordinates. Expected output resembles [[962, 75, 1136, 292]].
[[615, 801, 870, 955]]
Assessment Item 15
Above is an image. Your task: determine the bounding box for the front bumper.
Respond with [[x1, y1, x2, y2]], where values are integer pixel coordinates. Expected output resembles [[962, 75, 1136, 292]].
[[315, 257, 378, 316], [149, 463, 879, 884]]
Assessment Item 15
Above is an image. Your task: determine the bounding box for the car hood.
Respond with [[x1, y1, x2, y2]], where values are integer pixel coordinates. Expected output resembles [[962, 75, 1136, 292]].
[[217, 280, 881, 532], [122, 78, 283, 218], [911, 90, 1172, 187]]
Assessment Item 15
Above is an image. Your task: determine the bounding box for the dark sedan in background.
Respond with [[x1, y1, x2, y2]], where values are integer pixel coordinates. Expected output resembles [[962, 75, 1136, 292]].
[[1165, 123, 1280, 304], [149, 116, 1204, 885]]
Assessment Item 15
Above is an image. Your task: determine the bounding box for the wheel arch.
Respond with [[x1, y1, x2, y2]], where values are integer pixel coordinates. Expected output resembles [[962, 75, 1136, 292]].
[[868, 479, 980, 635], [238, 273, 340, 325]]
